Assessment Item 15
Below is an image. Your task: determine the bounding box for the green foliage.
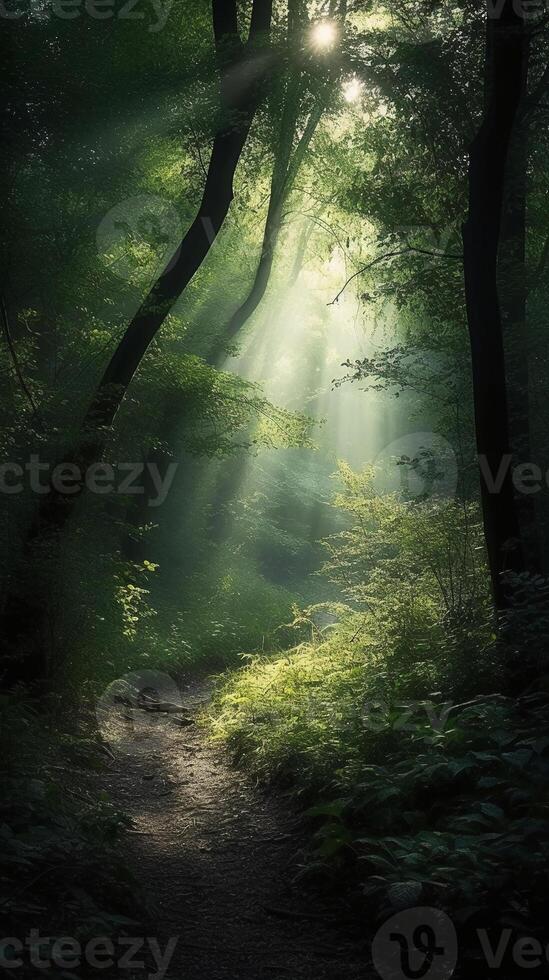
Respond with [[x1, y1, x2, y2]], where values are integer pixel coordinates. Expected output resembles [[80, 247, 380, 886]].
[[208, 457, 496, 783], [208, 597, 494, 790], [341, 692, 549, 924], [3, 0, 549, 963], [209, 613, 549, 937], [207, 458, 549, 936], [323, 461, 490, 630]]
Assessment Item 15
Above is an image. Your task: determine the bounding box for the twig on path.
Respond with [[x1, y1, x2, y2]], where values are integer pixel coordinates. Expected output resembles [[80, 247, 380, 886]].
[[0, 866, 63, 908], [259, 833, 293, 844], [178, 941, 240, 954], [262, 904, 334, 922], [262, 966, 298, 974]]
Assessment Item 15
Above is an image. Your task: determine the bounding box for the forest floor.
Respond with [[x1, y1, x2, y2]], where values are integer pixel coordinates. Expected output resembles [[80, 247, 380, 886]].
[[100, 678, 368, 980]]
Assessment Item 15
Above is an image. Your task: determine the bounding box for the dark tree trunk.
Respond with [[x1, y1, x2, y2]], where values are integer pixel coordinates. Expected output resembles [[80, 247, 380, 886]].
[[81, 0, 273, 445], [462, 0, 528, 609], [499, 28, 541, 575]]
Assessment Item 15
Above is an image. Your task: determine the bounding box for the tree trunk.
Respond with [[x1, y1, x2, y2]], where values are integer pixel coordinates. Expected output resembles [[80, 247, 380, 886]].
[[498, 27, 541, 575], [81, 0, 273, 445], [211, 97, 326, 363], [207, 0, 304, 365], [207, 0, 345, 366], [462, 0, 527, 609]]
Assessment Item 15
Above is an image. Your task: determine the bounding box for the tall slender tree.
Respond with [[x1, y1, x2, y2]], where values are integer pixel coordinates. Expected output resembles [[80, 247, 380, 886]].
[[462, 0, 528, 608], [208, 0, 347, 365], [498, 30, 541, 576]]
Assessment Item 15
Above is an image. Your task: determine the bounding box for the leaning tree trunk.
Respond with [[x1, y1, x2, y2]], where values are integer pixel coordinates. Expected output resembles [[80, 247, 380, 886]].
[[33, 0, 273, 540], [210, 72, 302, 366], [209, 96, 327, 364], [462, 0, 527, 610], [207, 0, 346, 366], [0, 0, 274, 687], [78, 0, 273, 453]]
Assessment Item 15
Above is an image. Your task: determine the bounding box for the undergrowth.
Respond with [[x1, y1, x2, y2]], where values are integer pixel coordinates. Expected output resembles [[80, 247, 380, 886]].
[[0, 690, 144, 977], [209, 604, 549, 973]]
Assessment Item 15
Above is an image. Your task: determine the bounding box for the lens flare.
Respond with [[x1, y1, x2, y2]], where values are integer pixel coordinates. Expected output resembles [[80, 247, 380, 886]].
[[342, 77, 364, 103]]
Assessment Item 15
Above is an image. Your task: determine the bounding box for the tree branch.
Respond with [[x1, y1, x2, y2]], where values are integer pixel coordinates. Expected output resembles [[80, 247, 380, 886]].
[[526, 58, 549, 110], [188, 119, 208, 179], [0, 295, 43, 428], [327, 246, 463, 305], [530, 231, 549, 286]]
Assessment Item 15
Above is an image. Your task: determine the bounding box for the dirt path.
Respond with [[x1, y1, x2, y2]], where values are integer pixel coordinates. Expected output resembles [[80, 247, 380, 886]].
[[101, 679, 367, 980]]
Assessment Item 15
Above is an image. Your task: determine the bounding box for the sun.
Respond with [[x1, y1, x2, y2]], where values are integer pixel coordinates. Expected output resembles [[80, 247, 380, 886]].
[[311, 20, 338, 49]]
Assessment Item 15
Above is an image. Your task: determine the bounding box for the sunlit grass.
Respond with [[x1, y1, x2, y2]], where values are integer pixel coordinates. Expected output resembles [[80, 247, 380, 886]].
[[208, 615, 379, 785]]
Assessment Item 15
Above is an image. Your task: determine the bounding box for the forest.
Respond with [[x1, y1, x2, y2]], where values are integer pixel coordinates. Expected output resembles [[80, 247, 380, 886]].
[[2, 0, 549, 977]]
